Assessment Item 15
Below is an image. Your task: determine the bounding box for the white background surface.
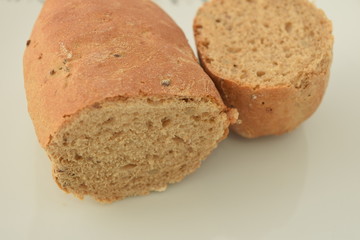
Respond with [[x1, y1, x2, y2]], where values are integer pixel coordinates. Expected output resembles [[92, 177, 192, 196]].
[[1, 0, 360, 239]]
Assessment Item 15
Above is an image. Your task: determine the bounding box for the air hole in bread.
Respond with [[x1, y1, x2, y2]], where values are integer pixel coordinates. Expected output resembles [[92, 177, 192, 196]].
[[194, 24, 203, 35], [146, 121, 153, 129], [180, 98, 193, 103], [172, 136, 185, 143], [179, 164, 187, 171], [62, 135, 69, 146], [161, 117, 171, 127], [256, 71, 266, 77], [202, 42, 210, 49], [109, 131, 123, 140], [285, 22, 292, 33], [192, 115, 201, 121], [103, 117, 114, 124], [121, 164, 137, 170], [204, 57, 213, 63]]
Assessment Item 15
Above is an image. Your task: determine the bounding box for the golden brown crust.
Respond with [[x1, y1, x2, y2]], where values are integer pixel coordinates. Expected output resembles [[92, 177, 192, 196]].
[[199, 55, 330, 138], [24, 0, 225, 147]]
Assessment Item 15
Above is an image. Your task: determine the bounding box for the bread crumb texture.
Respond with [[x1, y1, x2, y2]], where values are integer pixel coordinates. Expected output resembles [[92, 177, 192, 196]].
[[194, 0, 333, 138], [48, 97, 228, 202]]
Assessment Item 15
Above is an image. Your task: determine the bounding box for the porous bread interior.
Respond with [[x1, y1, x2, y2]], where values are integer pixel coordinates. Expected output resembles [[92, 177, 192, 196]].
[[47, 97, 228, 202], [195, 0, 333, 89]]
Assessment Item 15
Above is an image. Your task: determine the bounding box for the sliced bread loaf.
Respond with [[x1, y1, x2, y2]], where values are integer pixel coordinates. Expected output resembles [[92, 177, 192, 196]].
[[24, 0, 236, 202], [194, 0, 333, 138]]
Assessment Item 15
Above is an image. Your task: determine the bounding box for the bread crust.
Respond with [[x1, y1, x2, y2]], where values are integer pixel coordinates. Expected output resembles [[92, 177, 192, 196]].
[[24, 0, 226, 147], [199, 55, 330, 138], [194, 0, 333, 138]]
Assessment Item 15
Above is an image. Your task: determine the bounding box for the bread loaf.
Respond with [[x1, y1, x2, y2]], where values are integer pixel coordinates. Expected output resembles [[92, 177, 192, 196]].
[[194, 0, 333, 138], [24, 0, 236, 202]]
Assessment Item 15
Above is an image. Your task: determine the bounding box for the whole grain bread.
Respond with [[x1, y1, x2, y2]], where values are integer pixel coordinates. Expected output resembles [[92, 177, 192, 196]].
[[194, 0, 333, 138], [24, 0, 236, 202]]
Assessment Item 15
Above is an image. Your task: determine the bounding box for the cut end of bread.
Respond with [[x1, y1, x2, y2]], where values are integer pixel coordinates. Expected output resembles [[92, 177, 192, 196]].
[[195, 0, 332, 88], [47, 97, 229, 202], [194, 0, 333, 138]]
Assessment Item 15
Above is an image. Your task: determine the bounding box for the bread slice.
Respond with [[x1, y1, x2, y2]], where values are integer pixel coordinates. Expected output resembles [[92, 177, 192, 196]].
[[24, 0, 236, 202], [194, 0, 333, 138]]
